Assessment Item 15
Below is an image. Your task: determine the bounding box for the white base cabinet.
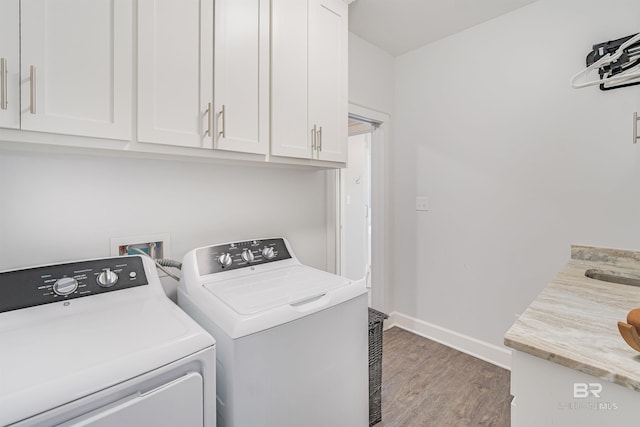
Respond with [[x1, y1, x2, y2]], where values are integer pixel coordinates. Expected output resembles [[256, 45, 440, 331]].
[[511, 350, 640, 427]]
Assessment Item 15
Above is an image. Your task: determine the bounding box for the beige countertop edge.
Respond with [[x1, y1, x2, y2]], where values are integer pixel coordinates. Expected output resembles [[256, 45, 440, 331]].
[[504, 335, 640, 392], [504, 245, 640, 393]]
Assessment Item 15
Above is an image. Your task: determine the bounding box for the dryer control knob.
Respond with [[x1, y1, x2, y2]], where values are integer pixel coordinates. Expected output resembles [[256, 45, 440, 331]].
[[241, 249, 255, 263], [262, 247, 275, 260], [97, 268, 118, 288], [53, 277, 78, 296], [218, 253, 233, 268]]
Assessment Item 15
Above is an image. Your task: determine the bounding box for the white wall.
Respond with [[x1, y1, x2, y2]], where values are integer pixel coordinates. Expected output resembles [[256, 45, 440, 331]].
[[349, 32, 395, 115], [348, 31, 395, 312], [0, 149, 328, 296], [394, 0, 640, 352]]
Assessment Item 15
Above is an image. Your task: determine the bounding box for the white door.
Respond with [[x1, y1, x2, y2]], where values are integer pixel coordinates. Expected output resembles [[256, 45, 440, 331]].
[[342, 133, 371, 282], [309, 0, 347, 162], [270, 0, 311, 159], [214, 0, 268, 154], [137, 0, 213, 148], [20, 0, 132, 140], [0, 0, 19, 129]]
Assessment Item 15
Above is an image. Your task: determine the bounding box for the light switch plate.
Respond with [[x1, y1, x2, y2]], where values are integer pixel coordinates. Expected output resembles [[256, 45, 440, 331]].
[[416, 196, 429, 211]]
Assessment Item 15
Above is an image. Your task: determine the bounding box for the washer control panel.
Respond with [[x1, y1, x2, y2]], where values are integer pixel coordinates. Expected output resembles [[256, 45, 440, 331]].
[[0, 257, 148, 313], [196, 238, 291, 276]]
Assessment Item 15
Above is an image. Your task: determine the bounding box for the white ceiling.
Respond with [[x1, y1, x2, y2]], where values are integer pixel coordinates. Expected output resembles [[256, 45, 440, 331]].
[[348, 0, 539, 56]]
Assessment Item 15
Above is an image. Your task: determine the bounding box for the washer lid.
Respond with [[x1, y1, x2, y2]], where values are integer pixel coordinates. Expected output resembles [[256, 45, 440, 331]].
[[204, 265, 350, 315]]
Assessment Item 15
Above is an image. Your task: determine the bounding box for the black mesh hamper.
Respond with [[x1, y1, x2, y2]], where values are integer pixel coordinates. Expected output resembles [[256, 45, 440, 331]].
[[368, 308, 388, 426]]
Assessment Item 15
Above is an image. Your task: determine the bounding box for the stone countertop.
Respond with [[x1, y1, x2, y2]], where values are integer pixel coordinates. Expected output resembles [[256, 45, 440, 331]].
[[504, 245, 640, 391]]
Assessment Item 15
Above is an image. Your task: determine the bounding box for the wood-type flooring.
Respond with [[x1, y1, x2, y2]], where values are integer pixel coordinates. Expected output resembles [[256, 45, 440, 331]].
[[375, 327, 511, 427]]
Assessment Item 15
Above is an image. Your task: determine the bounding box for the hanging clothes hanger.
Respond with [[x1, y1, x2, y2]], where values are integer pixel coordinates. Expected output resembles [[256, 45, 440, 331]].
[[570, 32, 640, 89], [592, 33, 640, 90]]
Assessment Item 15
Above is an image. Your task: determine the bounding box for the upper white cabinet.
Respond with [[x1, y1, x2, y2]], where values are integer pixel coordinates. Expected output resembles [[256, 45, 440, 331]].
[[137, 0, 213, 149], [308, 0, 348, 163], [0, 0, 20, 130], [20, 0, 133, 140], [271, 0, 348, 163], [0, 0, 344, 169], [213, 0, 269, 155], [138, 0, 268, 155]]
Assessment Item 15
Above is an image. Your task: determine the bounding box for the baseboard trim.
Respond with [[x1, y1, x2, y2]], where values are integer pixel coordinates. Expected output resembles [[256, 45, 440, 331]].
[[387, 311, 512, 370]]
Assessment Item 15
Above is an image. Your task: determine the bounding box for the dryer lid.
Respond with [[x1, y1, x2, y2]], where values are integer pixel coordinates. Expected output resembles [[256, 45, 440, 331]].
[[203, 265, 351, 315]]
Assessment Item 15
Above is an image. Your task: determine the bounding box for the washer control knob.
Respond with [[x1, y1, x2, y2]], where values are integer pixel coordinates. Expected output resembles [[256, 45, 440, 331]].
[[241, 249, 255, 263], [97, 268, 118, 288], [218, 253, 233, 268], [262, 246, 275, 260], [53, 277, 78, 296]]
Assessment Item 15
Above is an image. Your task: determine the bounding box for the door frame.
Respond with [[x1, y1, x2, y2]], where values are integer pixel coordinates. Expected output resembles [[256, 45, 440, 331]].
[[327, 103, 390, 311]]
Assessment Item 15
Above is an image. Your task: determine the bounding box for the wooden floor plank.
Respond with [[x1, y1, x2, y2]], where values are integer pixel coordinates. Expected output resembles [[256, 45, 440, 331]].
[[374, 327, 511, 427]]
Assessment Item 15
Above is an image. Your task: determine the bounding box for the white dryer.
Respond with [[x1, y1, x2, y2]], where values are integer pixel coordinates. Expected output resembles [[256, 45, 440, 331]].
[[178, 238, 368, 427], [0, 255, 216, 427]]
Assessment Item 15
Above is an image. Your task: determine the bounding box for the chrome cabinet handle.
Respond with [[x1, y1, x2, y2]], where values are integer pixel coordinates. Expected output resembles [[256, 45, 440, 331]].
[[311, 125, 317, 151], [635, 112, 639, 144], [1, 58, 7, 110], [29, 65, 36, 114], [205, 102, 212, 137], [218, 104, 226, 138], [317, 126, 322, 152]]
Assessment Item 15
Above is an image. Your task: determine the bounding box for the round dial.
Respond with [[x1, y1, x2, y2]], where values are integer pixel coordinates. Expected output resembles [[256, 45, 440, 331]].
[[53, 277, 78, 296], [218, 253, 233, 268], [241, 249, 255, 263], [262, 246, 275, 260], [97, 268, 119, 288]]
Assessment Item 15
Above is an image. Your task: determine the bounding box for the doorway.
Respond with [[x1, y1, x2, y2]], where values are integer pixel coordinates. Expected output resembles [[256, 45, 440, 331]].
[[337, 107, 386, 309], [341, 128, 372, 280]]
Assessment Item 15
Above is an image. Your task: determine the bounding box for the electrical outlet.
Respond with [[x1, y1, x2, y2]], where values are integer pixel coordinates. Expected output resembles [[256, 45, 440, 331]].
[[110, 233, 171, 259], [415, 196, 429, 211]]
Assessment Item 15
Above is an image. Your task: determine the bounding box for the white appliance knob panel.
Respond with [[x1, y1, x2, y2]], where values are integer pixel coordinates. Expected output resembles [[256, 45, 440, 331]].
[[97, 268, 119, 287], [53, 277, 78, 296], [241, 249, 255, 263], [262, 247, 275, 260], [218, 253, 233, 268]]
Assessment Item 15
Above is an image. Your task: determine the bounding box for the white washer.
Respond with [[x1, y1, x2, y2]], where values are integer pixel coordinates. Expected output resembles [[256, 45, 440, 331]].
[[0, 255, 216, 427], [178, 238, 369, 427]]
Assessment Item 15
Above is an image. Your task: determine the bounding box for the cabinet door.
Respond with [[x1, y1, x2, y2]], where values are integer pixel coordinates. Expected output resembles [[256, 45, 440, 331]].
[[214, 0, 268, 154], [270, 0, 311, 159], [138, 0, 213, 148], [20, 0, 132, 140], [309, 0, 348, 163], [0, 0, 19, 130]]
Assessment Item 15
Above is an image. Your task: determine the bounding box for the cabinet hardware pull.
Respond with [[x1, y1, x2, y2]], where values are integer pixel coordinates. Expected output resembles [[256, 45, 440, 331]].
[[311, 125, 317, 151], [29, 65, 36, 114], [318, 126, 322, 152], [218, 104, 226, 138], [205, 102, 212, 137], [0, 58, 7, 110], [635, 112, 640, 144]]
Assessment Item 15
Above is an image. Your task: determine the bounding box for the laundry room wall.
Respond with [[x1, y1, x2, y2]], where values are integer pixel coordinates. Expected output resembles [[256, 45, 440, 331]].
[[349, 32, 395, 115], [0, 149, 328, 296], [393, 0, 640, 364], [348, 32, 396, 312]]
